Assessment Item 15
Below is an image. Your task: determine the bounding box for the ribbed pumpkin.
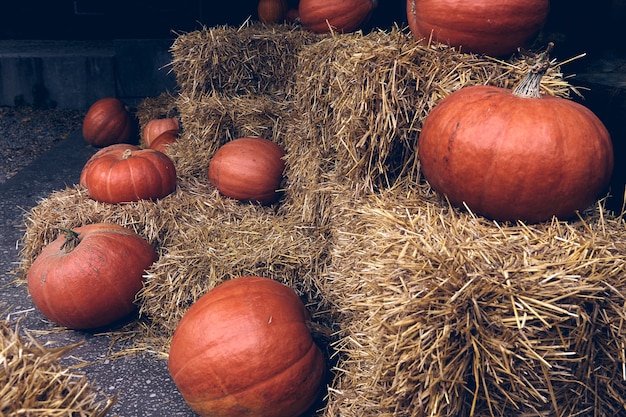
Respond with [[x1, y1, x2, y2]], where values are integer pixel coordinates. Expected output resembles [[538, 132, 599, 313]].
[[82, 97, 134, 147], [168, 276, 326, 417], [142, 117, 179, 148], [299, 0, 378, 33], [27, 223, 157, 330], [406, 0, 550, 56], [208, 137, 286, 205], [418, 45, 614, 223], [80, 144, 177, 204], [148, 129, 179, 154]]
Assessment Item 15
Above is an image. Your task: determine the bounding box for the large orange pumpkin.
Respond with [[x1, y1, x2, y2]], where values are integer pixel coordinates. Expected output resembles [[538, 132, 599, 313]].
[[406, 0, 550, 56], [208, 137, 286, 205], [168, 276, 326, 417], [80, 143, 177, 204], [27, 223, 157, 330], [299, 0, 377, 33], [82, 97, 134, 147], [417, 46, 614, 223]]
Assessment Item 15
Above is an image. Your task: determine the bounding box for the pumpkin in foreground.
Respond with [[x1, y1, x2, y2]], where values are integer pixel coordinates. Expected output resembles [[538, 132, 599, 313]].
[[82, 97, 134, 147], [27, 223, 157, 330], [168, 276, 326, 417], [208, 137, 286, 205], [418, 45, 614, 223], [80, 143, 177, 204], [298, 0, 377, 33], [406, 0, 550, 56]]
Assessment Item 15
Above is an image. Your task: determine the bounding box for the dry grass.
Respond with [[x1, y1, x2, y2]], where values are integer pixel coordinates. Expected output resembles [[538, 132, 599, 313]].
[[0, 319, 115, 416]]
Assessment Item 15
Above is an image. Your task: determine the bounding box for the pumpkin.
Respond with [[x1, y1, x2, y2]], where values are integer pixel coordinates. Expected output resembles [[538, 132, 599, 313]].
[[80, 143, 177, 204], [417, 44, 614, 223], [82, 97, 134, 147], [406, 0, 550, 56], [27, 223, 157, 330], [208, 137, 286, 205], [142, 117, 179, 148], [148, 129, 179, 154], [168, 276, 326, 417], [299, 0, 377, 33], [258, 0, 288, 23]]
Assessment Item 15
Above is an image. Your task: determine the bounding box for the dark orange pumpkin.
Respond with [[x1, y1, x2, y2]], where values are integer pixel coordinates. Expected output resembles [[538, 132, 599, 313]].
[[27, 223, 157, 330], [168, 276, 326, 417], [82, 97, 134, 147], [143, 117, 179, 148], [80, 144, 177, 204], [149, 129, 179, 154], [406, 0, 549, 56], [258, 0, 288, 23], [418, 46, 614, 223], [208, 137, 286, 205], [299, 0, 377, 33]]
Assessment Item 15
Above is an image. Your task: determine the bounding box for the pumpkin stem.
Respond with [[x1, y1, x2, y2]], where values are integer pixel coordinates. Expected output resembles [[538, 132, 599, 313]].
[[59, 227, 80, 252], [513, 42, 554, 99], [122, 149, 133, 160]]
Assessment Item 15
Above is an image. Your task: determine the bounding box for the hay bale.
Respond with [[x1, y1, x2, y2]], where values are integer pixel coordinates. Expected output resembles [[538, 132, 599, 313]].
[[136, 179, 332, 339], [322, 182, 626, 416], [170, 22, 324, 100], [0, 319, 115, 416], [293, 27, 576, 196]]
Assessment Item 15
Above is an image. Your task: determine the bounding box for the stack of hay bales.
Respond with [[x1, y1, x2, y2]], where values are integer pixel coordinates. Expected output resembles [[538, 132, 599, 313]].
[[18, 21, 626, 416]]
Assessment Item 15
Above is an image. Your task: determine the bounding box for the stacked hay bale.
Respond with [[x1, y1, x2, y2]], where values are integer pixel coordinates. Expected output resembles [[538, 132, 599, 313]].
[[18, 20, 626, 417]]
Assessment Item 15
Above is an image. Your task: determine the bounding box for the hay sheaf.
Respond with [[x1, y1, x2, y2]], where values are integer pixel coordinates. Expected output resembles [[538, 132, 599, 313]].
[[0, 319, 115, 416], [136, 178, 333, 339], [323, 183, 626, 417], [169, 21, 324, 100], [292, 27, 577, 196]]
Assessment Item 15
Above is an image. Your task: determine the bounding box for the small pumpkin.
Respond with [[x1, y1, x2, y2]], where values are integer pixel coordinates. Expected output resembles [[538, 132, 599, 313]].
[[148, 129, 179, 154], [82, 97, 134, 147], [208, 137, 286, 205], [27, 223, 157, 330], [80, 143, 177, 204], [258, 0, 288, 23], [168, 276, 326, 417], [406, 0, 550, 56], [298, 0, 378, 33], [142, 117, 179, 148], [417, 44, 614, 223]]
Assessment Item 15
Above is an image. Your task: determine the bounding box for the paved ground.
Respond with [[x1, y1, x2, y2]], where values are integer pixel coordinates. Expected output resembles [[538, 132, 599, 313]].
[[0, 131, 195, 416]]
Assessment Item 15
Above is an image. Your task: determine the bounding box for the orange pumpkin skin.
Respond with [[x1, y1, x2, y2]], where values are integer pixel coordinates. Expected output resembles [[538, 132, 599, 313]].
[[149, 129, 179, 154], [27, 223, 157, 330], [418, 85, 614, 223], [208, 137, 286, 205], [82, 98, 134, 147], [143, 117, 179, 148], [80, 144, 177, 203], [406, 0, 549, 56], [168, 276, 326, 417], [299, 0, 377, 33], [258, 0, 288, 23]]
